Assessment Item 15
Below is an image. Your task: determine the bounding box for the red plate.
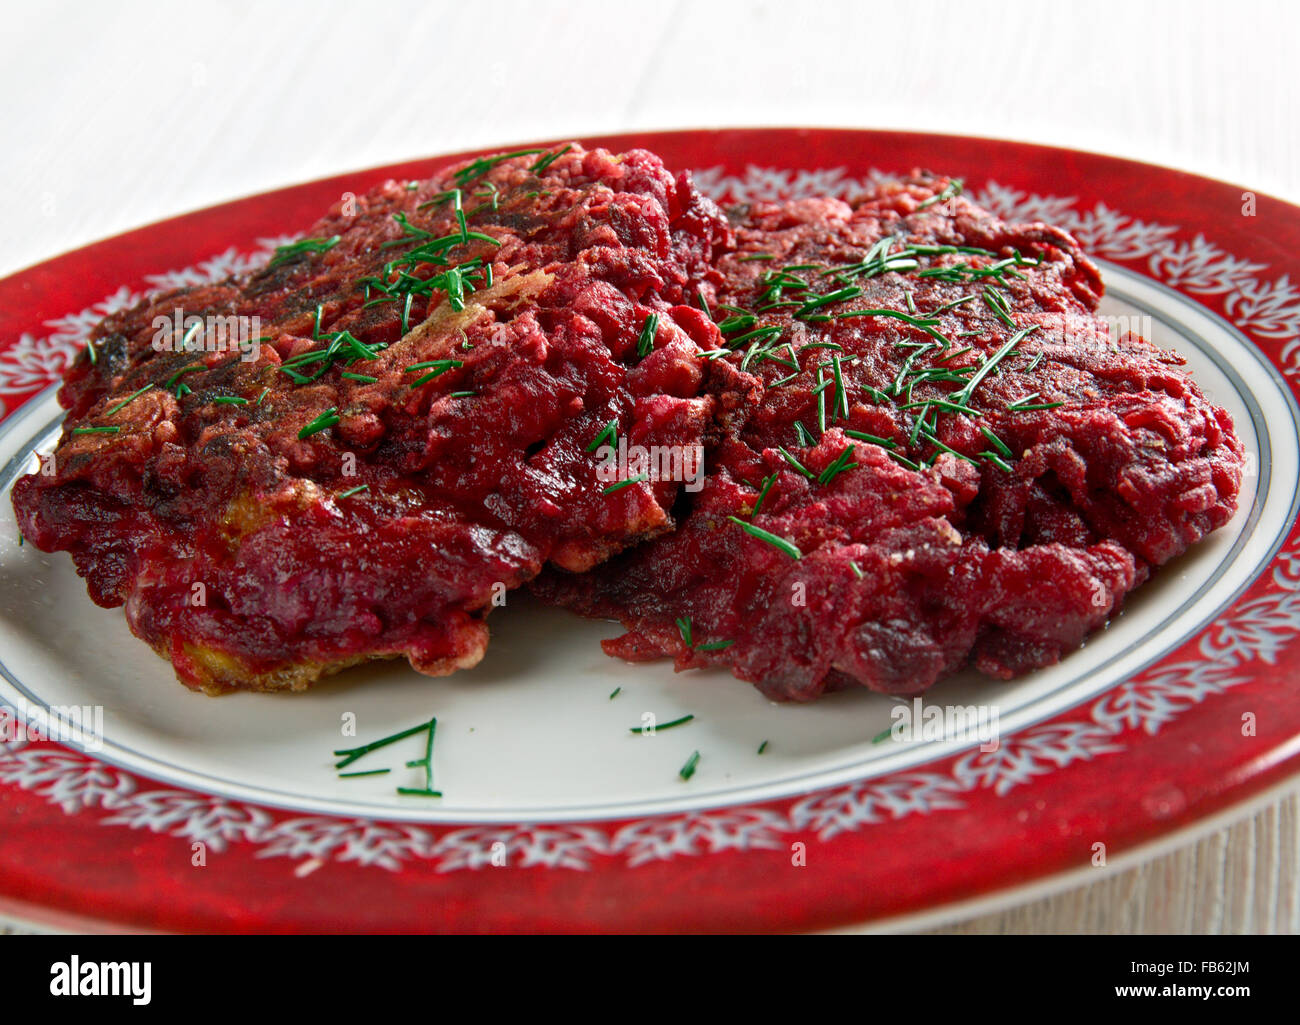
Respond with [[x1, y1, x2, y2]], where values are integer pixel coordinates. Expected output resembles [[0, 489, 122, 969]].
[[1, 129, 1298, 933]]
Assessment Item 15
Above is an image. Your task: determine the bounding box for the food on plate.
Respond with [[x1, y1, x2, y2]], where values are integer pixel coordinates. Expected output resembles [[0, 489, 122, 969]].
[[534, 175, 1244, 700], [12, 144, 732, 693], [12, 144, 1244, 700]]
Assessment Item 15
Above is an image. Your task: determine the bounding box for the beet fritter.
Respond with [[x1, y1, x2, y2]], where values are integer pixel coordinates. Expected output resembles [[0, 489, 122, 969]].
[[534, 176, 1244, 700], [13, 144, 732, 693]]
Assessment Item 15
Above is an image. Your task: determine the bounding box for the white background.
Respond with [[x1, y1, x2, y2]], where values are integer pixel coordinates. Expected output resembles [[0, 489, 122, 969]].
[[3, 0, 1298, 278], [1, 0, 1297, 932]]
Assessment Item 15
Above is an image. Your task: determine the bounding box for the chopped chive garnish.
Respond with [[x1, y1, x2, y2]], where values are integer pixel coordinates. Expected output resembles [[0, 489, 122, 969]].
[[394, 716, 440, 797], [738, 253, 775, 262], [338, 484, 369, 498], [586, 418, 617, 452], [72, 426, 120, 435], [417, 188, 460, 210], [406, 359, 464, 388], [603, 473, 648, 495], [341, 372, 379, 383], [752, 472, 778, 516], [85, 341, 98, 364], [165, 364, 204, 392], [925, 434, 980, 466], [979, 426, 1012, 459], [757, 740, 769, 754], [182, 319, 214, 349], [609, 687, 622, 700], [980, 450, 1015, 473], [679, 750, 700, 781], [832, 354, 848, 419], [338, 768, 390, 778], [381, 211, 434, 249], [529, 144, 572, 173], [268, 235, 340, 269], [931, 294, 978, 316], [454, 148, 546, 185], [104, 383, 154, 416], [298, 407, 340, 439], [898, 398, 981, 416], [449, 390, 476, 398], [796, 285, 862, 318], [981, 285, 1016, 328], [850, 561, 865, 579], [471, 181, 501, 216], [212, 395, 249, 406], [844, 429, 896, 449], [833, 307, 950, 348], [871, 726, 895, 744], [405, 359, 460, 371], [729, 326, 784, 352], [672, 615, 733, 653], [936, 345, 975, 365], [817, 445, 858, 485], [630, 714, 695, 734], [727, 516, 802, 559], [718, 312, 756, 334], [949, 325, 1039, 408], [450, 187, 469, 242], [908, 405, 930, 446], [636, 313, 660, 357], [333, 718, 434, 768], [777, 446, 813, 479], [917, 177, 963, 210]]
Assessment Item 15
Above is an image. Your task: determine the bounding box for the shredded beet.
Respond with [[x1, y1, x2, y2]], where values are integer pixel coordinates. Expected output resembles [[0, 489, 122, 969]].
[[14, 153, 1243, 699], [533, 175, 1244, 700], [13, 144, 732, 693]]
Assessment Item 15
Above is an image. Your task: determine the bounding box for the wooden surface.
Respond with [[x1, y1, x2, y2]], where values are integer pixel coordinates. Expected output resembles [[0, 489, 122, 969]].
[[919, 793, 1300, 934], [1, 0, 1297, 934]]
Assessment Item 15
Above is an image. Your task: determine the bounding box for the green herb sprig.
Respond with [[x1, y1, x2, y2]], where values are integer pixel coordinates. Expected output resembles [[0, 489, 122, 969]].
[[268, 235, 340, 269]]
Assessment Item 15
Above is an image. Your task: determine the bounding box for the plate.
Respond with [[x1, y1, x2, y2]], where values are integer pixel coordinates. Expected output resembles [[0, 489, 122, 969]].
[[1, 129, 1298, 933]]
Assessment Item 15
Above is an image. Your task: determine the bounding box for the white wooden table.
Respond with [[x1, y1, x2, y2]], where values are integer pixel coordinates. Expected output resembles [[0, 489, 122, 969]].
[[2, 0, 1296, 933]]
